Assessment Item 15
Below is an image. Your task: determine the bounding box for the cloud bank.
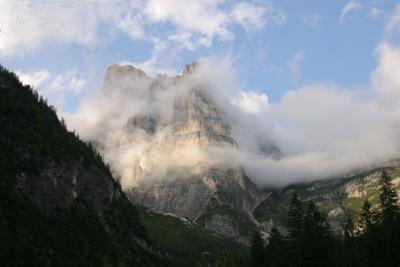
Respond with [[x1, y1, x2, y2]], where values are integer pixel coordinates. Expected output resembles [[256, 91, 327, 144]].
[[64, 31, 400, 189]]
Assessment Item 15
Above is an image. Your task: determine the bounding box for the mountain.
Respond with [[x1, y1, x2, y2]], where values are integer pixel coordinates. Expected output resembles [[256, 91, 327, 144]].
[[96, 62, 272, 243], [0, 66, 164, 266], [90, 62, 400, 245]]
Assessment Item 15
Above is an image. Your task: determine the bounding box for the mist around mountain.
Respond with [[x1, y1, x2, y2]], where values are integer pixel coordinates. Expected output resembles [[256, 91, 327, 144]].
[[65, 57, 400, 189]]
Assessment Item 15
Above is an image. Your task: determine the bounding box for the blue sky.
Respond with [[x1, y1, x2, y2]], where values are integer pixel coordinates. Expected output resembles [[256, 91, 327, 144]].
[[0, 0, 399, 109]]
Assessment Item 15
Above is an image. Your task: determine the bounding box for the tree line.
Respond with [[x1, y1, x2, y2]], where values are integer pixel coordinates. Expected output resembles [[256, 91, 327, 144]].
[[249, 169, 400, 267]]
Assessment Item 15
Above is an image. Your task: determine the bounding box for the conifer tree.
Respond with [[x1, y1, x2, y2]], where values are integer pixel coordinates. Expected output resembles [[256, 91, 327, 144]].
[[378, 169, 398, 224], [376, 169, 400, 266], [287, 193, 303, 240], [286, 193, 304, 266], [359, 200, 374, 233], [250, 231, 265, 267], [265, 228, 285, 267], [300, 200, 333, 267]]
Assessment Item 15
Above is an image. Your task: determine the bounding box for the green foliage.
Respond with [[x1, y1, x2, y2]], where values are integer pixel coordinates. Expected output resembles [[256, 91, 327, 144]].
[[0, 65, 113, 181], [299, 200, 334, 267], [359, 200, 374, 233], [250, 231, 265, 267], [248, 171, 400, 267], [138, 207, 247, 267], [0, 66, 163, 266], [287, 193, 303, 240], [379, 169, 399, 224], [264, 228, 285, 267]]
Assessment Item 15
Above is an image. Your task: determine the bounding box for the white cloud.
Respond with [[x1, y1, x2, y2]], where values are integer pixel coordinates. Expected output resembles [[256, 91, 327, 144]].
[[16, 70, 50, 88], [371, 41, 400, 99], [144, 0, 232, 44], [0, 0, 103, 56], [340, 1, 363, 23], [302, 14, 322, 27], [368, 7, 384, 20], [15, 68, 87, 113], [231, 2, 286, 30], [49, 71, 86, 95], [231, 2, 266, 29], [0, 0, 285, 57], [232, 90, 269, 114], [385, 4, 400, 32], [288, 51, 306, 79]]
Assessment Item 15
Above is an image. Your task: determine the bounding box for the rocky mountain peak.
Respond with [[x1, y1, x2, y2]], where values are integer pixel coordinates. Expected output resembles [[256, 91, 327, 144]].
[[181, 62, 200, 76], [106, 64, 148, 78], [98, 62, 268, 242]]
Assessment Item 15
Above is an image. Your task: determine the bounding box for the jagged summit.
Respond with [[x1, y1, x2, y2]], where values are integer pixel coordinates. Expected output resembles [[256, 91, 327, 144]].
[[181, 62, 200, 76], [106, 63, 148, 78], [104, 61, 201, 82], [104, 64, 149, 80]]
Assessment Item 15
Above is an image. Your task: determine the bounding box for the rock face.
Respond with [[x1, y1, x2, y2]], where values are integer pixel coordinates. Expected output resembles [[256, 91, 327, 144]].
[[129, 167, 260, 219], [99, 62, 268, 242], [172, 88, 237, 147]]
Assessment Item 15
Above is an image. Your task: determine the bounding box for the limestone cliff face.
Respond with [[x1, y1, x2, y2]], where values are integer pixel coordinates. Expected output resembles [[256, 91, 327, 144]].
[[172, 88, 237, 147], [129, 166, 260, 219], [100, 62, 269, 241]]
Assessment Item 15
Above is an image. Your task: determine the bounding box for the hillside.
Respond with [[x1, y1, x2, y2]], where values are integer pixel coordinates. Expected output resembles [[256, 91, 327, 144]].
[[138, 207, 248, 266], [255, 166, 400, 234], [0, 66, 164, 266]]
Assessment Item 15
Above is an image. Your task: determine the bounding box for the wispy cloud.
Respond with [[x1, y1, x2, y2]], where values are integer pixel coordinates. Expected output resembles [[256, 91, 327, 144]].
[[288, 50, 306, 80], [368, 7, 384, 20], [385, 4, 400, 32], [302, 14, 321, 27], [339, 0, 363, 23], [231, 90, 269, 114], [16, 70, 50, 88], [15, 69, 86, 112], [0, 0, 286, 57], [49, 71, 86, 95]]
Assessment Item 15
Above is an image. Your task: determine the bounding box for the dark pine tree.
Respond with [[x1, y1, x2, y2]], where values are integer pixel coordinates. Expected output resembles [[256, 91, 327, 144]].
[[378, 169, 398, 224], [265, 227, 286, 267], [341, 217, 358, 267], [286, 193, 304, 266], [287, 193, 303, 240], [299, 200, 333, 267], [355, 199, 380, 267], [359, 200, 374, 234], [250, 230, 265, 267], [376, 169, 400, 266]]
